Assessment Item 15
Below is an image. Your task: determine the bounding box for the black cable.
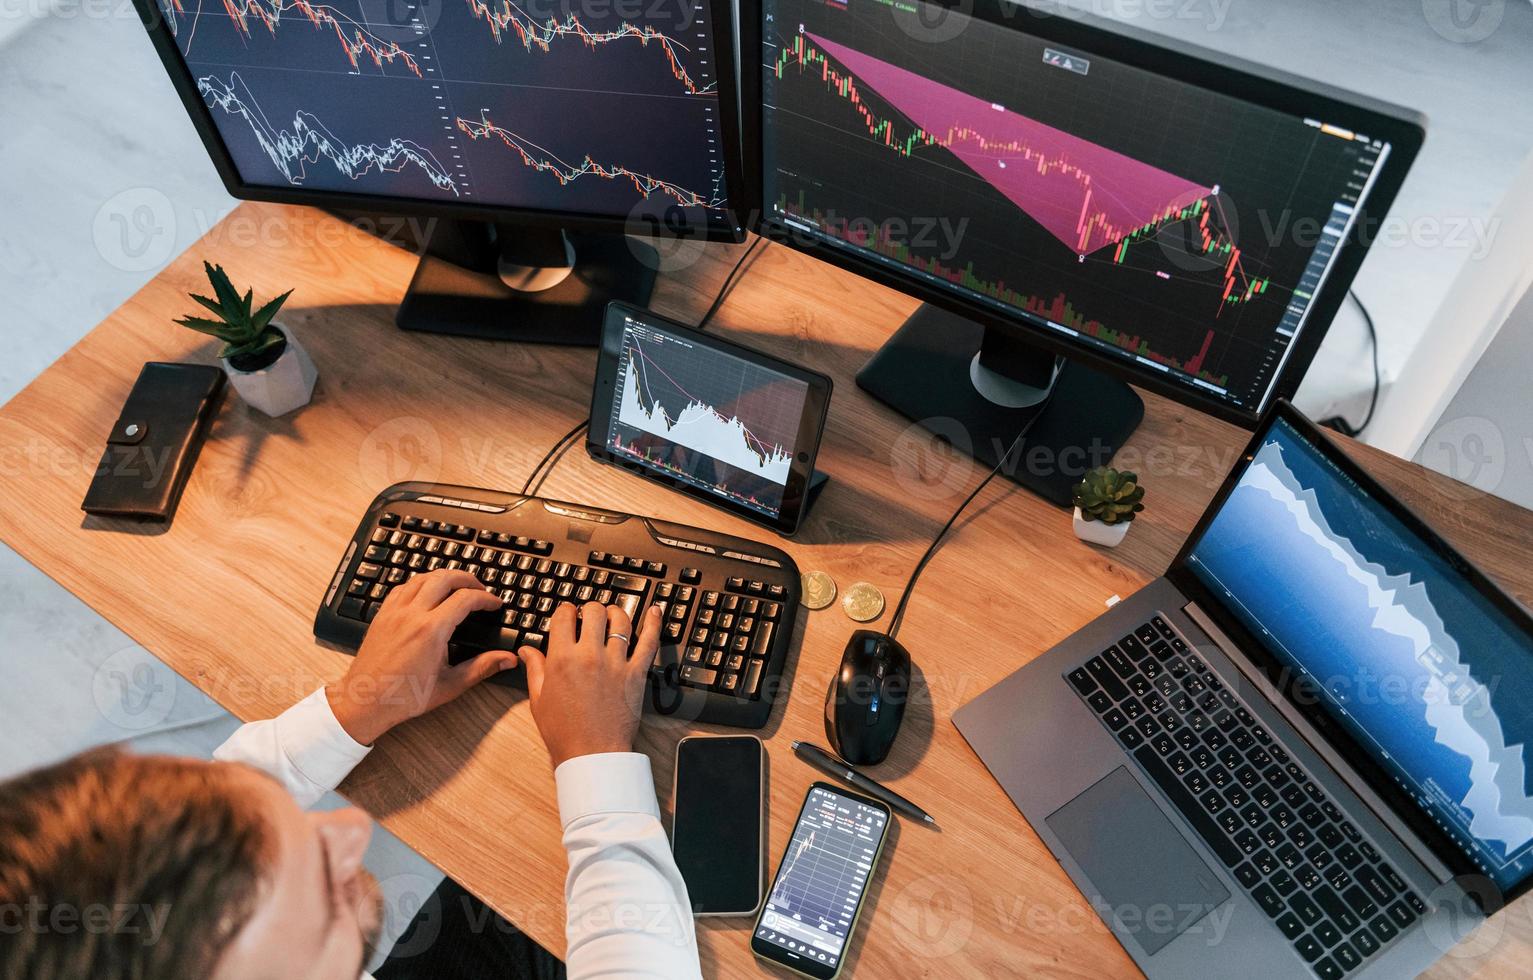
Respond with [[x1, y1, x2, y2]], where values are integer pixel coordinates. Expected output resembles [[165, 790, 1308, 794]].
[[521, 236, 766, 498], [1321, 290, 1380, 437], [521, 419, 589, 495], [886, 415, 1039, 639], [698, 236, 765, 330]]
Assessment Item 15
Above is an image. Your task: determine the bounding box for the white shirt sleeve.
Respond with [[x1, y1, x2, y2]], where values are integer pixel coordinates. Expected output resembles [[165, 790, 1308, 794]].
[[212, 688, 372, 809], [214, 696, 700, 977], [557, 752, 702, 980]]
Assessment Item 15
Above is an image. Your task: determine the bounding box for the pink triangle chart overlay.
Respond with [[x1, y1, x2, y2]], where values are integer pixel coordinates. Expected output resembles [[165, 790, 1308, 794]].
[[805, 32, 1213, 255]]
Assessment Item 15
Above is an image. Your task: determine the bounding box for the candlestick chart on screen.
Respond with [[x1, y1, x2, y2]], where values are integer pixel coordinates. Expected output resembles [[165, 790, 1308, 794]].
[[152, 0, 733, 226], [761, 1, 1383, 408]]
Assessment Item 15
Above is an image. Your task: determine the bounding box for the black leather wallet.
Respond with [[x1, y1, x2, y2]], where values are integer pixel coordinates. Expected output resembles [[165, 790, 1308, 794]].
[[81, 362, 227, 522]]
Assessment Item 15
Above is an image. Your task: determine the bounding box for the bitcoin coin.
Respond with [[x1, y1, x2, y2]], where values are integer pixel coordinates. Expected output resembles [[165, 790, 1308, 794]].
[[842, 582, 885, 623], [800, 570, 837, 610]]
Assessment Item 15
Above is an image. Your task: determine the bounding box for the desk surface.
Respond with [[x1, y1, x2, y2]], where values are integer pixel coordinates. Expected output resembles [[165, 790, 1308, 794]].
[[2, 204, 1531, 978]]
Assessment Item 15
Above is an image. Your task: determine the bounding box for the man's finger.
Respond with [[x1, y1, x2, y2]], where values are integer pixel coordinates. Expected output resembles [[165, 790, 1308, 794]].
[[432, 586, 501, 632], [549, 602, 578, 650], [415, 569, 488, 608], [603, 605, 634, 666], [442, 650, 519, 699], [578, 602, 608, 651], [520, 644, 547, 703], [628, 604, 663, 678]]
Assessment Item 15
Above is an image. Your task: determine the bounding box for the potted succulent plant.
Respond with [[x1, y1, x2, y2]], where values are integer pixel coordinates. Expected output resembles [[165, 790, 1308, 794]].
[[174, 262, 316, 417], [1071, 466, 1145, 547]]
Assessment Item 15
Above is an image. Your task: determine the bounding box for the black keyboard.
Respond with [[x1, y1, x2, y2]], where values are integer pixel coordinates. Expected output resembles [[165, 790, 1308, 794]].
[[315, 482, 801, 729], [1067, 614, 1426, 979]]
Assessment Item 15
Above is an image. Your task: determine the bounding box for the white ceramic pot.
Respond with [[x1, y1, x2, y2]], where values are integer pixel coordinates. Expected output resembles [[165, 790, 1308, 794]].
[[1073, 507, 1131, 547], [221, 324, 317, 417]]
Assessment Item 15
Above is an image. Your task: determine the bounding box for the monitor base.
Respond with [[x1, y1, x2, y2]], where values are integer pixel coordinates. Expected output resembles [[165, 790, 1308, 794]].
[[856, 304, 1145, 507], [395, 221, 657, 344]]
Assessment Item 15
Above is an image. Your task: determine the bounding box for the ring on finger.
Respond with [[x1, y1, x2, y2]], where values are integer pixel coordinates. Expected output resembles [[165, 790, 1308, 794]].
[[607, 632, 631, 645]]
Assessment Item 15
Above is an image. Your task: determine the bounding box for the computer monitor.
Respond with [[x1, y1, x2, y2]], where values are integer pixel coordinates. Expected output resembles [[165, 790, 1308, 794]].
[[132, 0, 746, 342], [742, 0, 1423, 503]]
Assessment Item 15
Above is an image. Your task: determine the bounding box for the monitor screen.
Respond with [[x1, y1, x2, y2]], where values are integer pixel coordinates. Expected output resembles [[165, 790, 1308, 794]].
[[757, 0, 1400, 416], [151, 0, 735, 231], [603, 310, 813, 520], [1186, 416, 1533, 892]]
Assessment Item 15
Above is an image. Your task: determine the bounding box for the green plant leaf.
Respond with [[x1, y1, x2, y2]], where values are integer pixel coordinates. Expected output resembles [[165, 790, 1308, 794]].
[[190, 293, 229, 320], [174, 315, 238, 340], [251, 289, 292, 332], [205, 262, 242, 318]]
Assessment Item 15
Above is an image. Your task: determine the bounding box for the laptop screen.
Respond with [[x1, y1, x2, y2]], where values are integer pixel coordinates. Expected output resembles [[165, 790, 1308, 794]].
[[1185, 415, 1533, 892]]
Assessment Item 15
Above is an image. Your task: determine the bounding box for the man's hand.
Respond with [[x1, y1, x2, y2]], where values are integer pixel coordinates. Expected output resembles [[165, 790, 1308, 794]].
[[326, 569, 519, 745], [519, 601, 663, 768]]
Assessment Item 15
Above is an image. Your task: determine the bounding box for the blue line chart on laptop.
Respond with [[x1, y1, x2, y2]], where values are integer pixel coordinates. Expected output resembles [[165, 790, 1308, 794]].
[[1188, 418, 1533, 891]]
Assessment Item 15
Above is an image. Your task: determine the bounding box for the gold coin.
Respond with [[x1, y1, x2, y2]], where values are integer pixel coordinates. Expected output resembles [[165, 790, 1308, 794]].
[[800, 570, 837, 610], [842, 582, 885, 623]]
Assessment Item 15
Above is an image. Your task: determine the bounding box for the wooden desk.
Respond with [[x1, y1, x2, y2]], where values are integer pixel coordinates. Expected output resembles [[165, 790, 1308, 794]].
[[2, 203, 1530, 978]]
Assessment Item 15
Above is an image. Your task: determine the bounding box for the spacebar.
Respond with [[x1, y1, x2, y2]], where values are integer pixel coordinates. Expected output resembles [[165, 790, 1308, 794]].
[[1132, 746, 1242, 867]]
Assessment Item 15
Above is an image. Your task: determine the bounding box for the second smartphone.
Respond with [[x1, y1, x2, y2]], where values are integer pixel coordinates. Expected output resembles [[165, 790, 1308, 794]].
[[671, 734, 766, 916]]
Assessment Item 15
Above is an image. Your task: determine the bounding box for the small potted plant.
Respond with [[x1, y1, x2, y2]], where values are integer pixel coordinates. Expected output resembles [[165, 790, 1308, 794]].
[[1071, 466, 1145, 547], [175, 262, 316, 417]]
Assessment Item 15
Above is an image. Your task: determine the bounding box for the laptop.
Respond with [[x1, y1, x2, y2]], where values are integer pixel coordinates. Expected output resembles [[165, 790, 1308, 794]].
[[954, 401, 1533, 979]]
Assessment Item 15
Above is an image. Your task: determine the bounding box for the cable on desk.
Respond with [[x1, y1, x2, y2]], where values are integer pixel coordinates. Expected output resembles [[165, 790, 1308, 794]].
[[886, 411, 1041, 640], [521, 419, 589, 496], [1321, 290, 1380, 437], [698, 236, 765, 330], [520, 236, 767, 498]]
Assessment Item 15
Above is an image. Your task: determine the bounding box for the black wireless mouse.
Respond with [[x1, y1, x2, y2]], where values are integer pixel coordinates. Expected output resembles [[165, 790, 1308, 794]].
[[824, 629, 911, 765]]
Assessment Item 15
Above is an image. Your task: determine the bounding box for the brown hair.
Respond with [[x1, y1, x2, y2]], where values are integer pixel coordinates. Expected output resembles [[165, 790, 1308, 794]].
[[0, 747, 272, 980]]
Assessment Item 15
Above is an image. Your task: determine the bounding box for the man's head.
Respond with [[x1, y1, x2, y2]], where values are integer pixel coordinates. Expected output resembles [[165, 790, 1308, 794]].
[[0, 748, 381, 980]]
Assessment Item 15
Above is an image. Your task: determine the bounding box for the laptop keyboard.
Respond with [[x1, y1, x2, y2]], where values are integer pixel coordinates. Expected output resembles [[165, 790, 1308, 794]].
[[1067, 614, 1427, 979]]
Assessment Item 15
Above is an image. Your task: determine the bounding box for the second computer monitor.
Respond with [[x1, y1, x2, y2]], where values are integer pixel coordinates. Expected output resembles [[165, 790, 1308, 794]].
[[748, 0, 1423, 426]]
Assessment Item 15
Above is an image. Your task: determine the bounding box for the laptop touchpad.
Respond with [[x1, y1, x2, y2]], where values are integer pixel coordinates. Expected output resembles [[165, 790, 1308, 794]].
[[1046, 767, 1229, 956]]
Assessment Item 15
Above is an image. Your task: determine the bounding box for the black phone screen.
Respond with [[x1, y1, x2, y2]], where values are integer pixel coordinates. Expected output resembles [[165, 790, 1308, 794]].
[[672, 736, 764, 914]]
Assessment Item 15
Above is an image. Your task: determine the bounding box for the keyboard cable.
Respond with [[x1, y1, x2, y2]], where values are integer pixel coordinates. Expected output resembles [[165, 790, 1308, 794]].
[[520, 236, 767, 499], [886, 408, 1043, 640], [1320, 290, 1380, 438]]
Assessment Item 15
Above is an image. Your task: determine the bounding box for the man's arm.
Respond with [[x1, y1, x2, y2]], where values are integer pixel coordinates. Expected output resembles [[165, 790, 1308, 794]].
[[214, 569, 517, 806], [558, 754, 701, 978], [520, 602, 703, 980], [213, 688, 373, 809]]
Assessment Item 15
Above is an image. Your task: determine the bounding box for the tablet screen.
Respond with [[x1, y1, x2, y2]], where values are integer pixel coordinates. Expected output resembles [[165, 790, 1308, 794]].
[[601, 310, 813, 521]]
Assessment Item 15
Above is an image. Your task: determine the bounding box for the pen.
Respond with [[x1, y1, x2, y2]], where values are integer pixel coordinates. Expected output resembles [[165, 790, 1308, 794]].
[[792, 741, 936, 826]]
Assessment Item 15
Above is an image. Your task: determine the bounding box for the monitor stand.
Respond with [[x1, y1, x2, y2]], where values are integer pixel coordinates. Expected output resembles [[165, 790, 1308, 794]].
[[395, 220, 657, 344], [855, 304, 1145, 507]]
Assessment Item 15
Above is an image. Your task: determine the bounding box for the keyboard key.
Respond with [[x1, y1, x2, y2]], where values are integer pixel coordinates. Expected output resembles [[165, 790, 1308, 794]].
[[1086, 656, 1129, 700], [1294, 933, 1323, 963], [1291, 892, 1323, 927], [1314, 884, 1360, 933], [1235, 862, 1260, 888], [1087, 691, 1112, 714], [1315, 920, 1342, 948], [1386, 899, 1417, 930], [1276, 912, 1303, 940], [1252, 883, 1284, 918], [1312, 956, 1342, 980], [1118, 726, 1144, 750], [1068, 667, 1096, 695], [1351, 927, 1380, 957], [1342, 885, 1378, 921], [1103, 645, 1135, 678]]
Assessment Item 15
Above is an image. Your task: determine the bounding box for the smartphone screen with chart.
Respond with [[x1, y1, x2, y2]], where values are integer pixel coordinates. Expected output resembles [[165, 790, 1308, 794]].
[[751, 783, 889, 978]]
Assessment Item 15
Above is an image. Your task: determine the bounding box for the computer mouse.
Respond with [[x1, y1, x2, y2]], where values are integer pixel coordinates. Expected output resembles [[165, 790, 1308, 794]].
[[824, 629, 911, 766]]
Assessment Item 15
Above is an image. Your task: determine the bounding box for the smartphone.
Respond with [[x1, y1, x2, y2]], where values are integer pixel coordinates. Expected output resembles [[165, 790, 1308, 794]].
[[751, 782, 891, 979], [671, 734, 765, 916]]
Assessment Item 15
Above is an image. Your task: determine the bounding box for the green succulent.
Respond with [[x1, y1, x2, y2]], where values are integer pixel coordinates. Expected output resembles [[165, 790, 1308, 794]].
[[174, 261, 293, 363], [1072, 466, 1146, 525]]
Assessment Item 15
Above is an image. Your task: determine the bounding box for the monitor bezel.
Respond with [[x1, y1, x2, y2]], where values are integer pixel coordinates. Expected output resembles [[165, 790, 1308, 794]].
[[129, 0, 749, 242], [1168, 400, 1533, 908], [739, 0, 1426, 427]]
